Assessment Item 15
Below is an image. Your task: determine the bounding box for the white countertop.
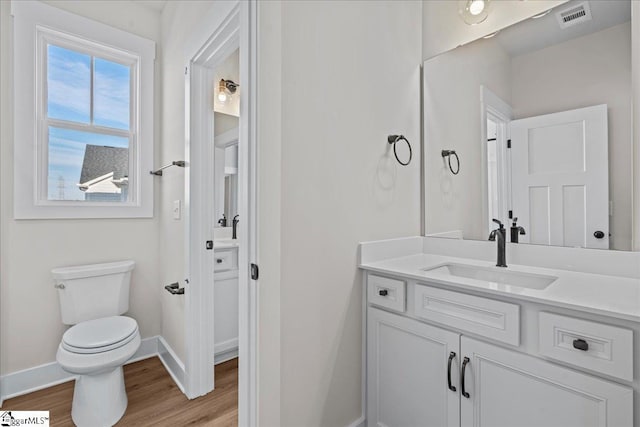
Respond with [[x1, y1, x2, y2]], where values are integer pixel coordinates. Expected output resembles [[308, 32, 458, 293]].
[[360, 253, 640, 323], [214, 239, 239, 249]]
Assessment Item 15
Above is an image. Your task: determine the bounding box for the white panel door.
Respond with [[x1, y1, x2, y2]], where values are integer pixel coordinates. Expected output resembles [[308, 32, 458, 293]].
[[367, 307, 460, 427], [510, 104, 609, 249], [460, 337, 633, 427]]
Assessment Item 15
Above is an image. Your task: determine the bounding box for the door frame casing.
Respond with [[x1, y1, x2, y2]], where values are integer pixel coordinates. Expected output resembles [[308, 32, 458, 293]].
[[480, 86, 512, 238], [183, 1, 258, 425]]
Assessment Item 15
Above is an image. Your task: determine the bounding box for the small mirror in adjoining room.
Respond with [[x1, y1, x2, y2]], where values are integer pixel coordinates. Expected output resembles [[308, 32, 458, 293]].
[[213, 48, 240, 230], [214, 112, 239, 227], [423, 0, 632, 251]]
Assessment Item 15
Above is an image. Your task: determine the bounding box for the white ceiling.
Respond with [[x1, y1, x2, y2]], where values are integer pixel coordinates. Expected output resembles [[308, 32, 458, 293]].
[[495, 0, 630, 57], [131, 0, 167, 13]]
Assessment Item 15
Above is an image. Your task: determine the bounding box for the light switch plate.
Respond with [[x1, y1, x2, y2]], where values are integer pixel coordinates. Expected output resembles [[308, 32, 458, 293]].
[[173, 200, 181, 220]]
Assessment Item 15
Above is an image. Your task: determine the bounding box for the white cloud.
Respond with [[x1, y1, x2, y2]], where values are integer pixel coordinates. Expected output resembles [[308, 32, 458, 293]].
[[94, 62, 130, 129], [48, 47, 131, 130], [48, 138, 86, 168], [47, 47, 91, 119]]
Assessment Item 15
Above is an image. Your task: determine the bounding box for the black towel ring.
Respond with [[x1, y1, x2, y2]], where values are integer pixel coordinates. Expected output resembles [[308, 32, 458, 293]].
[[388, 135, 412, 166], [441, 150, 460, 175]]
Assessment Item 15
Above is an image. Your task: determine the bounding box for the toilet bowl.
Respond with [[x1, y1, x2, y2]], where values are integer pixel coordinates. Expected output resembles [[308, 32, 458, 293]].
[[56, 316, 141, 427], [52, 260, 138, 427]]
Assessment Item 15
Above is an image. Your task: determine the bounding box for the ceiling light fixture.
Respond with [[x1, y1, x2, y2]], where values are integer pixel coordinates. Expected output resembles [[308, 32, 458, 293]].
[[531, 9, 552, 19], [458, 0, 491, 25], [217, 79, 238, 104]]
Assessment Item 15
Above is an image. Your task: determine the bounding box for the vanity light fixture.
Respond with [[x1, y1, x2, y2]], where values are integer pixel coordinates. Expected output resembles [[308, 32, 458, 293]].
[[217, 79, 239, 104], [458, 0, 491, 25]]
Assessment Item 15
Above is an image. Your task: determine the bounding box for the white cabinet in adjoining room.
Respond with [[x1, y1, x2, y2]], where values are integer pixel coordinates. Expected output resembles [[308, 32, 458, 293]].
[[214, 246, 239, 361]]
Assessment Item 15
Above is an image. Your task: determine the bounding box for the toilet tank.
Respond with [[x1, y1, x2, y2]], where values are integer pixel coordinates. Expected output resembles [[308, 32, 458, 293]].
[[52, 260, 136, 325]]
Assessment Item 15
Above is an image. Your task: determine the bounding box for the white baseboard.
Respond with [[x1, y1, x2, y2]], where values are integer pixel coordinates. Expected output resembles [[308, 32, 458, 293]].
[[214, 338, 238, 365], [129, 334, 161, 363], [157, 336, 186, 394], [1, 360, 72, 403], [215, 338, 238, 355], [0, 336, 161, 403], [346, 415, 365, 427], [214, 349, 238, 365]]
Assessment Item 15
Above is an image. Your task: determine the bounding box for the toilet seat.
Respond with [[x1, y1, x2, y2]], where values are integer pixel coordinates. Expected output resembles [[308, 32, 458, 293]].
[[62, 316, 139, 354]]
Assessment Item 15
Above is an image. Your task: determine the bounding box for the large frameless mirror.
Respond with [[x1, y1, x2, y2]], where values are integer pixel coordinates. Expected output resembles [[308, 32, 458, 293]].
[[423, 0, 633, 251]]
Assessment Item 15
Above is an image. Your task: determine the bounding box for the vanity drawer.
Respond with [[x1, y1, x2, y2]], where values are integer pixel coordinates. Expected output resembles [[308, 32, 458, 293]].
[[414, 284, 520, 346], [367, 274, 406, 313], [539, 312, 633, 381], [214, 249, 237, 272]]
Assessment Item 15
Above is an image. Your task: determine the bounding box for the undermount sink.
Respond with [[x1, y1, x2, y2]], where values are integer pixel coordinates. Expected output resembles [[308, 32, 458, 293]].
[[423, 263, 557, 290]]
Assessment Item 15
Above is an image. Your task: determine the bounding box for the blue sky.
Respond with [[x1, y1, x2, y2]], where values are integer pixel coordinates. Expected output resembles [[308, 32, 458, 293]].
[[47, 44, 130, 200]]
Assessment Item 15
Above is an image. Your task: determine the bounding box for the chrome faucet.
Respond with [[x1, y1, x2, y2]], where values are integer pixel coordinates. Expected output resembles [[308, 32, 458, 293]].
[[488, 219, 507, 268]]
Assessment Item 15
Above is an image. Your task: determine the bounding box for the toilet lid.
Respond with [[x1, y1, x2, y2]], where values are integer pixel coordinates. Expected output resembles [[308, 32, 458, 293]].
[[62, 316, 138, 354]]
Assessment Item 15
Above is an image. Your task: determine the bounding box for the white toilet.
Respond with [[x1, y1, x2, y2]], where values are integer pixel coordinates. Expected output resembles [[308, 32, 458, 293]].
[[53, 260, 140, 427]]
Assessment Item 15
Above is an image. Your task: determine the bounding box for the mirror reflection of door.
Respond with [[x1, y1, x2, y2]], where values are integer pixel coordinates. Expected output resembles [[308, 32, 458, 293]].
[[424, 0, 631, 251], [481, 86, 512, 239], [510, 105, 609, 249]]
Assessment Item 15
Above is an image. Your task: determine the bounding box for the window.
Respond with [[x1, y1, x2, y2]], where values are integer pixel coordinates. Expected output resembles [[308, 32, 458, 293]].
[[12, 1, 155, 218]]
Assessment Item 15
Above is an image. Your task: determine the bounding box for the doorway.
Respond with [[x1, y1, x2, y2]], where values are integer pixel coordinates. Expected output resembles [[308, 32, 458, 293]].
[[480, 86, 512, 239], [183, 2, 258, 425]]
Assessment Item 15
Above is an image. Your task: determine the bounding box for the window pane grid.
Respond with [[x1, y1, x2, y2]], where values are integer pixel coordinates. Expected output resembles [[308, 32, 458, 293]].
[[45, 118, 131, 139], [44, 41, 134, 203]]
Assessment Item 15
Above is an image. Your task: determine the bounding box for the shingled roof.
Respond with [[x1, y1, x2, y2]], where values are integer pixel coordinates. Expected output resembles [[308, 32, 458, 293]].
[[79, 145, 129, 184]]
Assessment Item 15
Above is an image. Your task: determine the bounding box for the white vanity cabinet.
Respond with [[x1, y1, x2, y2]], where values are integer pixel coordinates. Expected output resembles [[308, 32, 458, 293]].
[[214, 246, 239, 359], [365, 273, 634, 427], [367, 307, 460, 427], [460, 336, 633, 427]]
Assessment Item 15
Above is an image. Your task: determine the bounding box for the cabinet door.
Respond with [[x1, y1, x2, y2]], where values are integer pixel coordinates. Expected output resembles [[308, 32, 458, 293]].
[[368, 307, 460, 427], [214, 274, 239, 354], [460, 337, 633, 427]]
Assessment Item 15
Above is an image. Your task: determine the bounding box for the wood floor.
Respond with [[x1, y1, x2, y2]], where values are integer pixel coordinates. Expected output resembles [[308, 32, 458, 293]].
[[3, 357, 238, 426]]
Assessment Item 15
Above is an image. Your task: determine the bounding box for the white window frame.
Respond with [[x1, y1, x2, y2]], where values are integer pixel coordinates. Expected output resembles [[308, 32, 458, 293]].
[[12, 1, 155, 219]]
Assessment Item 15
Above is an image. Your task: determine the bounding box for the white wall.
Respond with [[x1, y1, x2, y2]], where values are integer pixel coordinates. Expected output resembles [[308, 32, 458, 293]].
[[0, 0, 162, 375], [256, 2, 423, 426], [422, 0, 568, 60], [511, 22, 632, 250], [158, 0, 221, 364], [424, 38, 512, 240]]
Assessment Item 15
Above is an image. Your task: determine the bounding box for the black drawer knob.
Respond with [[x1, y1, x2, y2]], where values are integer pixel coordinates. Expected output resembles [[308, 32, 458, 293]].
[[378, 289, 388, 296], [217, 259, 223, 264], [593, 231, 605, 239], [573, 338, 589, 351]]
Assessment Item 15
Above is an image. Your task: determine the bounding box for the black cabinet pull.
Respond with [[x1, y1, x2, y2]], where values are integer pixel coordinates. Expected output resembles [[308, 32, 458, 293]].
[[573, 338, 589, 351], [461, 357, 470, 398], [217, 259, 223, 264], [378, 289, 388, 296], [447, 352, 457, 392]]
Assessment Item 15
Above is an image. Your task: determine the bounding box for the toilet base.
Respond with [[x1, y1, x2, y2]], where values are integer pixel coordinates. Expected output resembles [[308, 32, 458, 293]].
[[71, 366, 127, 427]]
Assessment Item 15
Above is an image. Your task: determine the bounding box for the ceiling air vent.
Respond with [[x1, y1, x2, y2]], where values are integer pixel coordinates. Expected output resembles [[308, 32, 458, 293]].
[[555, 1, 592, 29]]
